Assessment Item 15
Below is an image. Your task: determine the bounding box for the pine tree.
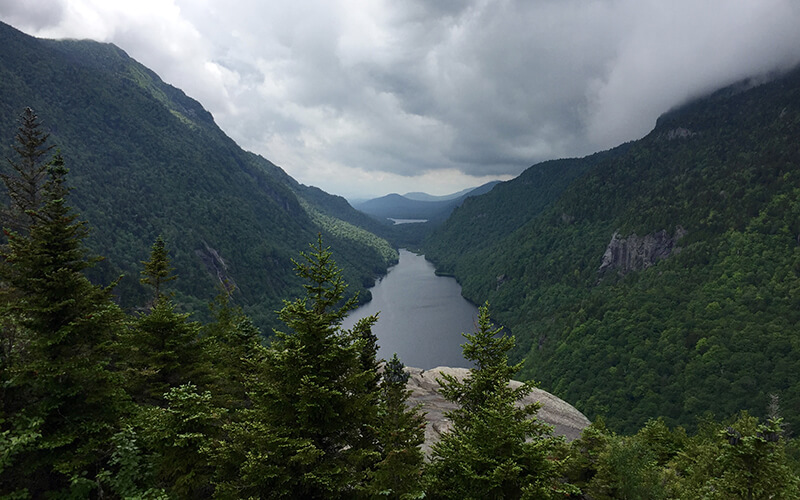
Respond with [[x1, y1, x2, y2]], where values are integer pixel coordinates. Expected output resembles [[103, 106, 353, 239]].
[[0, 150, 127, 496], [368, 353, 426, 499], [425, 302, 575, 499]]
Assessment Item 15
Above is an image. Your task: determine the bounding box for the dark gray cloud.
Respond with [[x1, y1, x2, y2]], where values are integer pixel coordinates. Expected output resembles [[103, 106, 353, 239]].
[[3, 0, 800, 198]]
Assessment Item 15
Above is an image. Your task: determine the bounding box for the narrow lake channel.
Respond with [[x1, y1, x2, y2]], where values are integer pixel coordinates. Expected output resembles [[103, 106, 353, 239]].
[[342, 249, 479, 369]]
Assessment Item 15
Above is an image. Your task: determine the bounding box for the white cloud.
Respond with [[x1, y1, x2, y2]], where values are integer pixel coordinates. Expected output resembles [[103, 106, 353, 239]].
[[2, 0, 799, 198]]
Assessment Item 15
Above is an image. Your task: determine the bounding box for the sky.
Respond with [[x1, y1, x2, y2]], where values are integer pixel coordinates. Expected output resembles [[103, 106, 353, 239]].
[[2, 1, 800, 199]]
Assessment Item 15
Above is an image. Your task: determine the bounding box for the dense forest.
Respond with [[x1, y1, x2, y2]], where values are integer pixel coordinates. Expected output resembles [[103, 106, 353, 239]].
[[425, 64, 800, 435], [1, 112, 799, 498], [0, 20, 397, 332]]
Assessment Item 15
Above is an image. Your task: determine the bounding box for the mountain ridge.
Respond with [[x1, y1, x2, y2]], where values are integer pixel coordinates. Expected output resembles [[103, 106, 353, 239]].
[[0, 20, 395, 330], [424, 64, 800, 433], [354, 181, 501, 222]]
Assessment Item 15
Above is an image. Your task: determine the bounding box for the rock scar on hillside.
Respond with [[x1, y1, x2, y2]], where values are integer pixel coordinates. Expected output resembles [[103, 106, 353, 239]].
[[598, 226, 687, 276], [404, 366, 591, 455]]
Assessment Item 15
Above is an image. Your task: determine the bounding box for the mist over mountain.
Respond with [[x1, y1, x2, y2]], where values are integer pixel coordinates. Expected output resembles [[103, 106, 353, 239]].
[[354, 181, 500, 223]]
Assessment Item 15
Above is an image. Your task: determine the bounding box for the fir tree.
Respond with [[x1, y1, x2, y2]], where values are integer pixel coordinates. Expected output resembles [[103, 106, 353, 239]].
[[122, 237, 207, 406], [139, 234, 176, 304], [202, 287, 264, 410], [425, 302, 575, 499], [368, 353, 426, 499], [0, 150, 126, 496], [1, 107, 53, 233], [227, 236, 382, 498]]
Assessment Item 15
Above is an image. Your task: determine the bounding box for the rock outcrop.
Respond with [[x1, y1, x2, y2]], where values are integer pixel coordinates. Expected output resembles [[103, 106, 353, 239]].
[[598, 226, 687, 276], [404, 366, 591, 454]]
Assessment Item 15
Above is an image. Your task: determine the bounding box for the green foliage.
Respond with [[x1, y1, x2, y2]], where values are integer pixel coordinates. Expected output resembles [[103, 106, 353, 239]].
[[96, 426, 168, 499], [0, 107, 53, 233], [299, 197, 398, 264], [0, 120, 126, 496], [214, 236, 384, 497], [668, 413, 800, 499], [135, 383, 223, 498], [425, 303, 575, 499], [0, 22, 393, 333], [423, 65, 800, 434], [568, 413, 800, 500], [140, 235, 177, 303], [368, 354, 426, 499], [121, 296, 208, 405]]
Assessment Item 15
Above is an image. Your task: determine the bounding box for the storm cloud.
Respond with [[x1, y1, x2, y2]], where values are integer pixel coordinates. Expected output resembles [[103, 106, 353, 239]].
[[2, 0, 799, 198]]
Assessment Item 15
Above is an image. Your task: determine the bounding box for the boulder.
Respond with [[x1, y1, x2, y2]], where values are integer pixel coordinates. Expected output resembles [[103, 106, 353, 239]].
[[404, 366, 591, 454]]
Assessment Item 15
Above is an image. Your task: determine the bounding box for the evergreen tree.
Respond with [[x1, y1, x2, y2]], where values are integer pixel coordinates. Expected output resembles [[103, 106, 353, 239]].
[[121, 237, 207, 406], [139, 234, 176, 304], [202, 287, 264, 410], [0, 150, 126, 496], [225, 236, 381, 498], [667, 413, 800, 499], [1, 107, 53, 233], [368, 353, 426, 499], [425, 302, 575, 499]]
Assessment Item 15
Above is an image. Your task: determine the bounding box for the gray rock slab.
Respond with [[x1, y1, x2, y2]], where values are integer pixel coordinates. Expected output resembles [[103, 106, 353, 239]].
[[404, 366, 591, 455]]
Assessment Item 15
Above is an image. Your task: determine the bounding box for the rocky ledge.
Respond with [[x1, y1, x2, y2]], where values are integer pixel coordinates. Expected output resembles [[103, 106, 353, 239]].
[[598, 226, 687, 276], [404, 366, 591, 454]]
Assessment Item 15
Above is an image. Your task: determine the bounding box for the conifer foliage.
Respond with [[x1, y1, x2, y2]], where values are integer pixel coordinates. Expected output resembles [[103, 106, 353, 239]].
[[426, 302, 574, 499], [0, 109, 126, 496], [369, 353, 426, 499], [221, 236, 385, 498]]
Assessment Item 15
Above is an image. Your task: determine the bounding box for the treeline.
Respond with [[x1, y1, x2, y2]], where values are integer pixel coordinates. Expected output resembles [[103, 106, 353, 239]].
[[2, 111, 799, 499]]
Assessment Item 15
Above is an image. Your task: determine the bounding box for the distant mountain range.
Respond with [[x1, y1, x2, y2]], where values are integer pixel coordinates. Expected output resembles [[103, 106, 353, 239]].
[[0, 21, 396, 330], [353, 181, 500, 222]]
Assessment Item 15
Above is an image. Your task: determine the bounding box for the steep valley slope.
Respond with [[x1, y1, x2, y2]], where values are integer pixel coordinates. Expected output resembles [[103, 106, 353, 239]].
[[0, 21, 396, 331], [425, 66, 800, 433]]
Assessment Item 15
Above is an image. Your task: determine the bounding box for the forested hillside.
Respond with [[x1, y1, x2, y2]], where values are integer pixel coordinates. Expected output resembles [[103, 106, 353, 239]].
[[425, 65, 800, 433], [0, 21, 395, 330]]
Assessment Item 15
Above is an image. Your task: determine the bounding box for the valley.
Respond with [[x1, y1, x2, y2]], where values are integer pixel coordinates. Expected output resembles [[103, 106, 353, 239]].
[[2, 14, 800, 498]]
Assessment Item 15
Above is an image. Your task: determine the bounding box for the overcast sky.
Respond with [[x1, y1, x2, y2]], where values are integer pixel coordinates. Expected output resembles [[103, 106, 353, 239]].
[[2, 0, 800, 199]]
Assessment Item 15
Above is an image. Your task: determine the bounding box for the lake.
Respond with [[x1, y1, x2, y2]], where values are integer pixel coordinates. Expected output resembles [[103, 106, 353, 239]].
[[341, 249, 478, 369]]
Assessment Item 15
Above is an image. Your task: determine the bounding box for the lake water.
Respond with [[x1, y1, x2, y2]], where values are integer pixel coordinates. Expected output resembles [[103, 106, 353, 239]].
[[341, 249, 478, 369]]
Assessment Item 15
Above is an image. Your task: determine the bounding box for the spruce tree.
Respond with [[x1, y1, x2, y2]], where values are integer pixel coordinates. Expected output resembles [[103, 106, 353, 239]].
[[425, 302, 575, 499], [1, 107, 53, 233], [368, 353, 426, 499], [139, 234, 176, 304], [0, 150, 127, 496], [202, 287, 264, 410], [122, 237, 207, 406], [231, 236, 382, 498]]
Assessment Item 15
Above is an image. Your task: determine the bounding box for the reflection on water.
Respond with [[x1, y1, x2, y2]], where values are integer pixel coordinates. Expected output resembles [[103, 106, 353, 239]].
[[342, 249, 478, 369]]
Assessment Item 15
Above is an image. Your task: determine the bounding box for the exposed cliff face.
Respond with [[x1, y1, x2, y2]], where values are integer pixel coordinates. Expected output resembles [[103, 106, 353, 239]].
[[404, 366, 591, 454], [598, 226, 687, 276]]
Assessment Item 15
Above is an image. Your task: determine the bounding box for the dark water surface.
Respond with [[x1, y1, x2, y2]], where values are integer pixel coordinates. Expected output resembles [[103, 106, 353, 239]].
[[342, 249, 479, 369]]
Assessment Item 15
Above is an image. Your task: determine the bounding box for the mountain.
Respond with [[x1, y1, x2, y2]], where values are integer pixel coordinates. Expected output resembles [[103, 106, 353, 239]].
[[353, 181, 500, 222], [403, 187, 477, 202], [424, 66, 800, 433], [0, 21, 396, 330]]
